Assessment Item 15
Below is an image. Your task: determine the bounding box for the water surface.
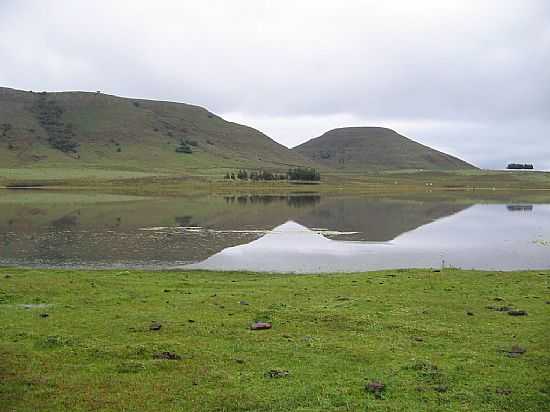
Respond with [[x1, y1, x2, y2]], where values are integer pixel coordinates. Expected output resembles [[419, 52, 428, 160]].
[[1, 190, 548, 272]]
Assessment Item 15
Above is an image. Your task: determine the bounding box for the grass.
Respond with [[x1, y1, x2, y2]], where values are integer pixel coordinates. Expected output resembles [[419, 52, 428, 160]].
[[1, 165, 549, 197], [1, 268, 549, 411], [0, 191, 145, 204], [0, 167, 164, 181]]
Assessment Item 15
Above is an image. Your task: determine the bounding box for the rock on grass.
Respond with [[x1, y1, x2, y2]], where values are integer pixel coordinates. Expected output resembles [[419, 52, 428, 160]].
[[265, 369, 289, 378], [153, 351, 181, 360], [508, 310, 528, 316], [250, 322, 272, 330], [366, 381, 385, 398], [149, 321, 162, 331]]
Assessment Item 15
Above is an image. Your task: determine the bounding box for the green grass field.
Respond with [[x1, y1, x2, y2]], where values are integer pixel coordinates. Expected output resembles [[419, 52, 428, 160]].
[[2, 167, 549, 198], [1, 268, 548, 411]]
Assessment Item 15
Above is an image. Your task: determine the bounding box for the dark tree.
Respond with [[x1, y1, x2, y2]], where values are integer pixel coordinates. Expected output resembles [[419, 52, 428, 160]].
[[507, 163, 534, 170], [175, 139, 192, 153], [237, 169, 248, 180], [288, 167, 321, 181]]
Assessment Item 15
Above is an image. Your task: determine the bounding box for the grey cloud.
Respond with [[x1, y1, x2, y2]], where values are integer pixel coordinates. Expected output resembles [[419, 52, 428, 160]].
[[0, 0, 549, 169]]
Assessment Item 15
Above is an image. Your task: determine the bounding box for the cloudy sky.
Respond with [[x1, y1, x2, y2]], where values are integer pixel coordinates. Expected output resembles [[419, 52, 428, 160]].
[[1, 0, 549, 169]]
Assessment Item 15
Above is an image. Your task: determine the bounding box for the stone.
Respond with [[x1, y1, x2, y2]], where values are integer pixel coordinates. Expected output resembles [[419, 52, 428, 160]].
[[507, 346, 526, 357], [265, 369, 289, 378], [508, 310, 527, 316], [154, 351, 181, 360], [250, 322, 272, 330], [149, 321, 162, 331], [366, 381, 385, 398], [496, 388, 512, 395]]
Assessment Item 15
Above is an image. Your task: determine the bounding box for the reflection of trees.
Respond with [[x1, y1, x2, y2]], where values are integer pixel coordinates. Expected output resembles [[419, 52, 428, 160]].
[[51, 214, 79, 229], [175, 216, 193, 226], [223, 195, 320, 207], [506, 205, 533, 212], [287, 196, 321, 208]]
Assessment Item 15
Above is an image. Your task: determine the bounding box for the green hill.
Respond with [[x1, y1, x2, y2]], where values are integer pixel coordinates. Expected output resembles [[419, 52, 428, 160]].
[[0, 87, 308, 173], [293, 127, 476, 171]]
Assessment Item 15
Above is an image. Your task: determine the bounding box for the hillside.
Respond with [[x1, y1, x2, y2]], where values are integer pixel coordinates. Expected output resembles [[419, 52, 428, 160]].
[[0, 87, 308, 172], [293, 127, 476, 171]]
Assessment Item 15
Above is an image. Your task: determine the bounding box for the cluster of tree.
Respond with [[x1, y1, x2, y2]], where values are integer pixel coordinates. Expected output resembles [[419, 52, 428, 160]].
[[250, 170, 287, 181], [33, 96, 79, 153], [224, 167, 321, 182], [287, 167, 321, 181], [109, 138, 122, 152], [1, 123, 12, 137], [507, 163, 534, 170], [224, 169, 287, 181], [175, 138, 198, 154]]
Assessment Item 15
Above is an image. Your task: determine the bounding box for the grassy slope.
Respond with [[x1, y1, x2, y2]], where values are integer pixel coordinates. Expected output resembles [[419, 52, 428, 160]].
[[1, 268, 548, 411], [0, 87, 308, 172], [293, 127, 477, 171]]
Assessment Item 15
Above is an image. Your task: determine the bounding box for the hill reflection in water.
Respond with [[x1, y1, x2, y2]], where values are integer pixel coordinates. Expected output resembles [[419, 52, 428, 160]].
[[188, 204, 550, 273], [1, 191, 548, 270]]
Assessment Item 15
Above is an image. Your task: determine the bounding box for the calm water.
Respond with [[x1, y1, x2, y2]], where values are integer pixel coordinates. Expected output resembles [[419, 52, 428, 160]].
[[0, 190, 549, 272]]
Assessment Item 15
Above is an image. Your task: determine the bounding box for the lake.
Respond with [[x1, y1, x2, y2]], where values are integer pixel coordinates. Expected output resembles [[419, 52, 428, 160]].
[[1, 190, 549, 272]]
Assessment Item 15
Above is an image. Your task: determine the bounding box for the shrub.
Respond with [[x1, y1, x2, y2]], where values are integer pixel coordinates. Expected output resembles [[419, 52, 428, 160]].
[[288, 167, 321, 181], [1, 123, 12, 136], [175, 139, 192, 154], [32, 96, 79, 154], [507, 163, 534, 170]]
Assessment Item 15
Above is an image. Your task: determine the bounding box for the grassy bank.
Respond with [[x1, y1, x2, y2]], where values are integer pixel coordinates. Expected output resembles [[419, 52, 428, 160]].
[[1, 167, 550, 197], [1, 268, 548, 411]]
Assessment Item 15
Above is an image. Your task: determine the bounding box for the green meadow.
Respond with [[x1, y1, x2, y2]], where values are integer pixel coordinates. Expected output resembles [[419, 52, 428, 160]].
[[1, 268, 548, 411]]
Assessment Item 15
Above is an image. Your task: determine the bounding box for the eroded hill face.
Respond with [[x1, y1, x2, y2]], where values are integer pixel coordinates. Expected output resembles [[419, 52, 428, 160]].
[[293, 127, 476, 171], [0, 87, 308, 171]]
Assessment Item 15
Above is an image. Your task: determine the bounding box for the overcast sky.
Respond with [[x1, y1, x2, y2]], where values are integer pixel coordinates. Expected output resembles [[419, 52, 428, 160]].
[[1, 0, 549, 169]]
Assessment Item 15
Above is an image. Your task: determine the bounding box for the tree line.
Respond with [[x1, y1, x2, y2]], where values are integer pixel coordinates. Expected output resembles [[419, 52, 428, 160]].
[[224, 167, 321, 182], [507, 163, 534, 170]]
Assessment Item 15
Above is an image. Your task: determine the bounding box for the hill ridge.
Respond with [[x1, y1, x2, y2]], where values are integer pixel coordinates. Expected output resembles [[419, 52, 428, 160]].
[[0, 87, 308, 171], [293, 126, 476, 171]]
